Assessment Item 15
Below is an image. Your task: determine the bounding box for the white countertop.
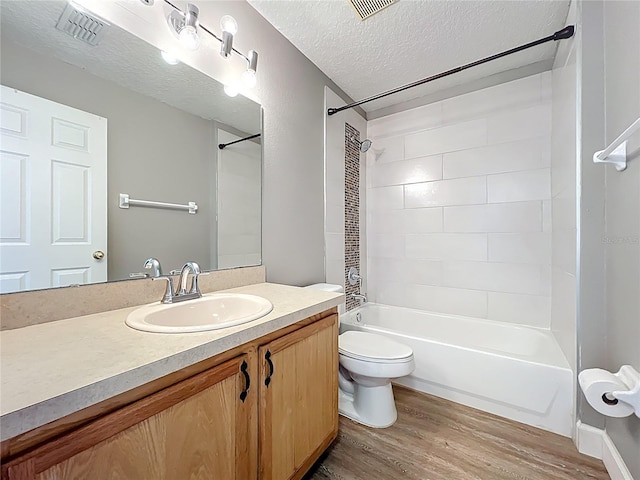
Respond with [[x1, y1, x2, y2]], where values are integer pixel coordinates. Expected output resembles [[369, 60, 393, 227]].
[[0, 283, 343, 441]]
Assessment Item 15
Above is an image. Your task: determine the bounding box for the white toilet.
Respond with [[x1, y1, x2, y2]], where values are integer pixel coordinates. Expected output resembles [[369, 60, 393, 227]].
[[306, 283, 415, 428]]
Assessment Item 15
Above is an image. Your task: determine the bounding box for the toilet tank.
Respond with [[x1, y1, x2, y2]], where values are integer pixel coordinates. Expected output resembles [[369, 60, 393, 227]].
[[305, 283, 344, 293]]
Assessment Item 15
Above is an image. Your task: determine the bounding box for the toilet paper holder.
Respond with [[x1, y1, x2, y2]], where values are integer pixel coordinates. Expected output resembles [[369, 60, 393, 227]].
[[579, 365, 640, 418], [610, 365, 640, 417]]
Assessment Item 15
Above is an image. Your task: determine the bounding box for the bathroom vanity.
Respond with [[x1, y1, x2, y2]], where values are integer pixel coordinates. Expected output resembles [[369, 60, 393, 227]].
[[0, 283, 342, 480]]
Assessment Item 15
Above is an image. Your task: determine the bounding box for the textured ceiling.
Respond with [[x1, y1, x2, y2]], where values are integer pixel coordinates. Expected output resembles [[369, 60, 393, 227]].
[[0, 0, 261, 134], [248, 0, 570, 113]]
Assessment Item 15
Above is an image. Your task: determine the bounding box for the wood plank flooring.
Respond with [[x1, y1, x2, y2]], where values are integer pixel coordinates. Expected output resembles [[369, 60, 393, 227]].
[[305, 386, 609, 480]]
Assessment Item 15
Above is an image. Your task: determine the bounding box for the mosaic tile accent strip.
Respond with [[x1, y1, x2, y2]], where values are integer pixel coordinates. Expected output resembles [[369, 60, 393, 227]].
[[345, 123, 361, 311]]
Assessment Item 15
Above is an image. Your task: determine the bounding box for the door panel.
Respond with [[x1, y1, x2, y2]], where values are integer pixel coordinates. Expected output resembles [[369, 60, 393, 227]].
[[0, 85, 107, 292]]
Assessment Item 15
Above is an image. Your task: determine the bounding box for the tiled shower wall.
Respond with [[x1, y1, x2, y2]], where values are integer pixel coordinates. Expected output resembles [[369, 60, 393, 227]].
[[366, 73, 552, 327], [324, 87, 367, 311], [345, 123, 361, 310]]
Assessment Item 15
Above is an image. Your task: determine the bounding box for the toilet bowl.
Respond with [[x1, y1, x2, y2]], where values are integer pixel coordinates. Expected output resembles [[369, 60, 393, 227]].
[[338, 331, 415, 428], [304, 283, 414, 428]]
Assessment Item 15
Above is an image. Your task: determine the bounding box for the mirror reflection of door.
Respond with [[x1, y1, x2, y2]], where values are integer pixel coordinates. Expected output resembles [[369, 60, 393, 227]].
[[217, 129, 262, 269], [0, 85, 108, 293]]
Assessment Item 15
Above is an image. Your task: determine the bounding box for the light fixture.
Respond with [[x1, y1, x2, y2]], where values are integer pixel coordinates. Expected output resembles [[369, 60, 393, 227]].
[[224, 83, 239, 97], [242, 49, 258, 88], [157, 1, 259, 91], [219, 15, 237, 58], [167, 3, 200, 51], [242, 70, 257, 88], [160, 50, 180, 65]]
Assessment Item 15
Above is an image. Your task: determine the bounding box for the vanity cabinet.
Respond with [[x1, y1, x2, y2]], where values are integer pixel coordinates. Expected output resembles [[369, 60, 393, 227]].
[[259, 315, 339, 480], [2, 310, 338, 480], [2, 354, 255, 480]]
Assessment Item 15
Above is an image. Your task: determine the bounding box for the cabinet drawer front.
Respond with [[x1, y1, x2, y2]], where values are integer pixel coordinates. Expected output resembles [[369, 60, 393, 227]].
[[3, 355, 256, 480]]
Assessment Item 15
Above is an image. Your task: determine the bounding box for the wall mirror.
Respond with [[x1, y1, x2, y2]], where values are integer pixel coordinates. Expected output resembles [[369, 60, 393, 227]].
[[0, 0, 262, 294]]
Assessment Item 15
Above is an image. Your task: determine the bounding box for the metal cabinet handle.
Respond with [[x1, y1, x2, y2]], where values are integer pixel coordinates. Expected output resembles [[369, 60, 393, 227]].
[[240, 360, 250, 403], [264, 350, 274, 387]]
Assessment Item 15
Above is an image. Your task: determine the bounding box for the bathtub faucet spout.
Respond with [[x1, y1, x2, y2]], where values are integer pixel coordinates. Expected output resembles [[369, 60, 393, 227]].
[[350, 293, 367, 303]]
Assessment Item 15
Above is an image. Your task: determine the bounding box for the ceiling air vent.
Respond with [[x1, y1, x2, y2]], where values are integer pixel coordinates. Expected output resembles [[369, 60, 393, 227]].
[[348, 0, 397, 20], [55, 2, 109, 46]]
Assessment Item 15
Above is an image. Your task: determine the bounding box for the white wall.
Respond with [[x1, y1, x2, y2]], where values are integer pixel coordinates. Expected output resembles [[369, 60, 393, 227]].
[[217, 129, 262, 269], [602, 1, 640, 476], [76, 0, 358, 286], [551, 0, 579, 372], [324, 87, 367, 310], [366, 73, 552, 326]]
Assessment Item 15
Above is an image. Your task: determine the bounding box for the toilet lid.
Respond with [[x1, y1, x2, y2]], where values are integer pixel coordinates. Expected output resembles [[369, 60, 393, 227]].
[[339, 331, 413, 362]]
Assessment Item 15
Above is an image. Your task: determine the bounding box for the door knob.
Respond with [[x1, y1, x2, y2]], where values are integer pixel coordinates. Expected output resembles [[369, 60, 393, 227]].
[[93, 250, 105, 260]]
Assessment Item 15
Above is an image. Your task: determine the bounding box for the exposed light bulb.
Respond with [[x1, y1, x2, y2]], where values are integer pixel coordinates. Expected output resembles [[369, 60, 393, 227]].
[[179, 25, 200, 50], [242, 69, 257, 88], [161, 50, 180, 65], [224, 84, 239, 97], [220, 15, 238, 35]]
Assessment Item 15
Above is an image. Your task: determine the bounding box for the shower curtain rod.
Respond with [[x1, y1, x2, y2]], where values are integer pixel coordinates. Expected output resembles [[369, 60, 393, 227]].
[[218, 133, 261, 149], [327, 25, 575, 116]]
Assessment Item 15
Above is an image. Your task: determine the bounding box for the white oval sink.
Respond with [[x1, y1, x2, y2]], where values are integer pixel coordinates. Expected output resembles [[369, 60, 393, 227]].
[[125, 293, 273, 333]]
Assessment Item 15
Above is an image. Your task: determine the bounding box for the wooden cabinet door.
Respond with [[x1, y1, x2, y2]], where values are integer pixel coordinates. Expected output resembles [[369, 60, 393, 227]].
[[2, 354, 257, 480], [259, 314, 338, 480]]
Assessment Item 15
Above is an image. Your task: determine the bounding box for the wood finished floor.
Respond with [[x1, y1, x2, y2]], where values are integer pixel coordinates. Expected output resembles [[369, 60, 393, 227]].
[[305, 386, 609, 480]]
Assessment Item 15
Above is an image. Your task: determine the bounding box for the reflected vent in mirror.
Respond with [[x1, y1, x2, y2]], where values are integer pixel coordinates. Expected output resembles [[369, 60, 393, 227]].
[[55, 2, 109, 46], [348, 0, 396, 20]]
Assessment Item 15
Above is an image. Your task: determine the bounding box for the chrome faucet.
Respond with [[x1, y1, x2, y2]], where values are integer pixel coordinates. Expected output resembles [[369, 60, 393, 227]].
[[153, 262, 202, 304], [350, 293, 367, 303], [143, 257, 162, 277]]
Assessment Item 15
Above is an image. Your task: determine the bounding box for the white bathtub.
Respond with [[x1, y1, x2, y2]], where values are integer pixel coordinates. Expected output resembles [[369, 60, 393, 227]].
[[340, 303, 574, 437]]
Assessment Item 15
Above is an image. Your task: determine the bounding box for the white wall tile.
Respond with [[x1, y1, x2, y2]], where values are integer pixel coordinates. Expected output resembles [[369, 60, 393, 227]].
[[368, 207, 443, 235], [487, 292, 550, 328], [442, 74, 542, 124], [542, 199, 552, 233], [368, 234, 404, 258], [442, 261, 548, 296], [404, 119, 487, 159], [552, 228, 576, 275], [366, 73, 552, 328], [371, 281, 406, 306], [404, 284, 488, 318], [368, 101, 442, 138], [325, 233, 344, 262], [406, 234, 487, 261], [366, 135, 404, 166], [368, 185, 404, 211], [326, 259, 345, 288], [444, 202, 542, 233], [404, 176, 486, 208], [325, 200, 344, 234], [487, 103, 552, 144], [488, 233, 551, 265], [368, 154, 442, 188], [369, 258, 441, 286], [488, 168, 551, 203], [443, 137, 550, 179]]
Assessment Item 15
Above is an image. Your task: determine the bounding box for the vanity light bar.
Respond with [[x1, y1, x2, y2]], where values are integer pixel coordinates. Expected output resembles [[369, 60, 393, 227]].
[[158, 0, 258, 77]]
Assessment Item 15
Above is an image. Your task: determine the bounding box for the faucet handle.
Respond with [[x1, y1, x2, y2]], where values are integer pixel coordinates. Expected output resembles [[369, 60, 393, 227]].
[[153, 276, 175, 304], [129, 272, 150, 279]]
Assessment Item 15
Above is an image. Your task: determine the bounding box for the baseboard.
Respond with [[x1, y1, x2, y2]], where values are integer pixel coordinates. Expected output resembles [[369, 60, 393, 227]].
[[576, 421, 634, 480], [576, 421, 604, 458]]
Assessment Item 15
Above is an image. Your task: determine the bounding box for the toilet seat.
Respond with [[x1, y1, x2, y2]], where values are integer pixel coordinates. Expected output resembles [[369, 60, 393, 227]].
[[339, 331, 413, 364]]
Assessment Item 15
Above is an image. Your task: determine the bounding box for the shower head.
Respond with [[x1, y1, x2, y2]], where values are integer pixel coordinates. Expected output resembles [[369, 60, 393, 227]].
[[359, 139, 372, 153], [349, 135, 373, 153]]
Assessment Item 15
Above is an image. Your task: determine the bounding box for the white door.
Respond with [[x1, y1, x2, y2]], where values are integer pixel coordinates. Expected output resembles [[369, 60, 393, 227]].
[[0, 85, 107, 293]]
